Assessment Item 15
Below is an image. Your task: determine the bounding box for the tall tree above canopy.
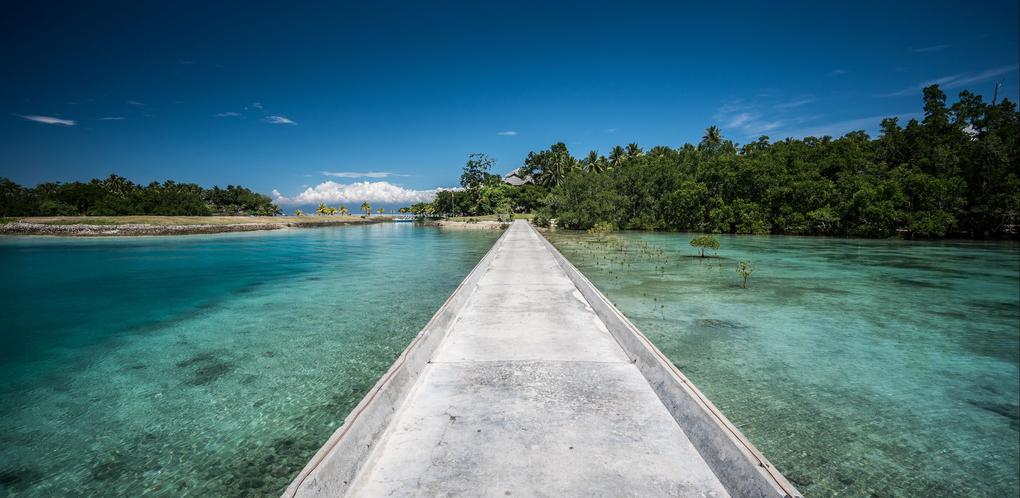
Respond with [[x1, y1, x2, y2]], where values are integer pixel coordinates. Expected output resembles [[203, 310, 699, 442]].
[[460, 153, 500, 189], [524, 142, 576, 188], [608, 145, 626, 169], [699, 125, 723, 152]]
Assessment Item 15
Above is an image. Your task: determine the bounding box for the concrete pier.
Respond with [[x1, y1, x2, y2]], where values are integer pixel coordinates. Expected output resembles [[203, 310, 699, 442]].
[[285, 220, 800, 498]]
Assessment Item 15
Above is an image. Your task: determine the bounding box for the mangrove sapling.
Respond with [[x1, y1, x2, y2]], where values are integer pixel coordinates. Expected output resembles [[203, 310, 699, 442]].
[[690, 235, 720, 258], [736, 260, 753, 288]]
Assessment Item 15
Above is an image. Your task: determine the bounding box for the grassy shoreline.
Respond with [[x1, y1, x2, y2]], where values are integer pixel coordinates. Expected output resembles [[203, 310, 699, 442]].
[[0, 216, 389, 236]]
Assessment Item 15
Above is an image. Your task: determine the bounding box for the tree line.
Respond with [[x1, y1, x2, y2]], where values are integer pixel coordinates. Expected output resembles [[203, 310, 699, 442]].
[[0, 174, 281, 217], [418, 84, 1018, 238]]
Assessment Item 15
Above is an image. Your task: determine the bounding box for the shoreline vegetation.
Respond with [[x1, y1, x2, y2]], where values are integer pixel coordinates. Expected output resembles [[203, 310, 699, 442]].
[[0, 216, 386, 237], [409, 85, 1018, 240], [3, 85, 1016, 240]]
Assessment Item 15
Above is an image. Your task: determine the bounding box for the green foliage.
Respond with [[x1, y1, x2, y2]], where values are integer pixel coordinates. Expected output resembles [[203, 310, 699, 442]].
[[460, 153, 501, 189], [360, 202, 371, 215], [294, 209, 303, 216], [736, 260, 753, 288], [549, 172, 623, 230], [0, 174, 280, 217], [523, 142, 577, 188], [587, 221, 616, 236], [531, 85, 1019, 239], [689, 235, 720, 257]]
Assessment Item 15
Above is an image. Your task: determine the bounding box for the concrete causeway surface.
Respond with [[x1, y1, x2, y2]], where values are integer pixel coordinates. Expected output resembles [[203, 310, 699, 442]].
[[286, 220, 800, 498]]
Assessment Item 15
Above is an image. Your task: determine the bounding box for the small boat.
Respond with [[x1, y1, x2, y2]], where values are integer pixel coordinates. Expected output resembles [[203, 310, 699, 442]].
[[393, 216, 415, 223]]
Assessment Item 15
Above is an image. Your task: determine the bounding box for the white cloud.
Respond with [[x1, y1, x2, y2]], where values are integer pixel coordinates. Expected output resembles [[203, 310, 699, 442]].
[[99, 116, 125, 121], [881, 64, 1018, 97], [727, 112, 757, 127], [251, 102, 264, 110], [321, 171, 405, 178], [496, 130, 518, 136], [774, 97, 816, 109], [265, 115, 296, 125], [18, 115, 76, 126], [909, 44, 949, 53], [215, 111, 241, 117], [771, 112, 921, 139], [715, 98, 823, 138], [272, 181, 448, 205], [127, 100, 145, 106]]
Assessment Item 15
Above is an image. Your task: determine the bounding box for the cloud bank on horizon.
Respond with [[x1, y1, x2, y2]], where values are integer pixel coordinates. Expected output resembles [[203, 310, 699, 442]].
[[272, 180, 451, 206]]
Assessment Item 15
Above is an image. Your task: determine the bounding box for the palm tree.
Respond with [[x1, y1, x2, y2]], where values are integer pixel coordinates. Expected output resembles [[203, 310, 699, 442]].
[[609, 145, 626, 169], [626, 142, 643, 157], [360, 202, 371, 215], [584, 150, 608, 174], [699, 125, 722, 152], [537, 153, 575, 187], [337, 204, 348, 216], [316, 202, 327, 216], [294, 209, 303, 216], [376, 207, 385, 215]]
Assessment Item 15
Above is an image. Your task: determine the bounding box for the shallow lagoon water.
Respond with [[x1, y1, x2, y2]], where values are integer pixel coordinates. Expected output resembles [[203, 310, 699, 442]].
[[0, 224, 500, 496], [546, 230, 1019, 497]]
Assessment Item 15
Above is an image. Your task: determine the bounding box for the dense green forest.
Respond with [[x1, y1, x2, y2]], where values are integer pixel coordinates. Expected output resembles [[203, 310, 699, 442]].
[[0, 174, 281, 216], [416, 85, 1018, 238]]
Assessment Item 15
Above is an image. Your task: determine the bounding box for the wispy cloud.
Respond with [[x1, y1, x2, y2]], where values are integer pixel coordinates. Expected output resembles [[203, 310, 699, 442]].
[[827, 69, 848, 77], [18, 115, 76, 126], [774, 97, 816, 109], [909, 44, 950, 53], [177, 59, 196, 65], [880, 64, 1018, 97], [321, 171, 407, 178], [265, 115, 296, 125], [726, 112, 757, 127], [127, 100, 145, 106], [605, 128, 617, 133], [714, 100, 786, 136], [215, 111, 241, 117], [272, 181, 448, 205], [99, 116, 126, 121], [771, 112, 921, 139], [496, 130, 518, 136], [250, 102, 264, 110]]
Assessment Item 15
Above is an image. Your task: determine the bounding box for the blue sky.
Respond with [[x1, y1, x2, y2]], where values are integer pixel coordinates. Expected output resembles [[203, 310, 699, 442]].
[[2, 0, 1017, 207]]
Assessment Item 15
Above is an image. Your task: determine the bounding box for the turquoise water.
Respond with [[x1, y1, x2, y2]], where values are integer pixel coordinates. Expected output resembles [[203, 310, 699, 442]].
[[0, 224, 500, 496], [546, 231, 1019, 497]]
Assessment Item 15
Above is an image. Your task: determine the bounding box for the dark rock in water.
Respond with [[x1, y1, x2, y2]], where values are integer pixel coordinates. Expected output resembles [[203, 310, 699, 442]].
[[968, 399, 1020, 430], [261, 351, 276, 358], [176, 352, 235, 385], [694, 318, 748, 330], [91, 456, 126, 481], [889, 277, 950, 289], [305, 276, 322, 281], [176, 352, 216, 368], [188, 361, 234, 386], [0, 467, 42, 489]]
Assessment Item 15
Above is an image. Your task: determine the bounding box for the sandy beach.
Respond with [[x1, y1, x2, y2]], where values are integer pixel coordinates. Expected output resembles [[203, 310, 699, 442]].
[[0, 216, 387, 236]]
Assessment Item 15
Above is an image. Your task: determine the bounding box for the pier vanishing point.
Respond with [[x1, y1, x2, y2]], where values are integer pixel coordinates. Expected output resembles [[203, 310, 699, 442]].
[[285, 220, 801, 498]]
